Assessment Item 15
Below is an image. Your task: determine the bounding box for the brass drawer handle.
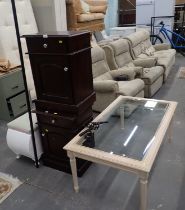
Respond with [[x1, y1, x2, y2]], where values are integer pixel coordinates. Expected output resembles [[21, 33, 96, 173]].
[[12, 85, 19, 90]]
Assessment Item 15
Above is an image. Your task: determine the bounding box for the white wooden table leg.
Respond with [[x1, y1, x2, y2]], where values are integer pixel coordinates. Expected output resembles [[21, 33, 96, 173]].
[[120, 106, 124, 129], [140, 178, 148, 210], [168, 117, 173, 143], [68, 152, 79, 193], [16, 154, 21, 159]]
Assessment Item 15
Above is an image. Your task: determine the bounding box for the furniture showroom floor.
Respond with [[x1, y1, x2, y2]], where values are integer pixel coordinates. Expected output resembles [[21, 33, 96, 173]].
[[0, 53, 185, 210]]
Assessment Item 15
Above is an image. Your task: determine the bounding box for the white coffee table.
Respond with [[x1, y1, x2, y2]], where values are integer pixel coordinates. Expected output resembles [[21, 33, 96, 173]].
[[64, 96, 177, 210]]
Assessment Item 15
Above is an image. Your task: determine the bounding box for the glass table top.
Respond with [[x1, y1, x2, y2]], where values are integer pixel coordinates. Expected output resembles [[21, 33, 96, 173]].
[[77, 98, 169, 161]]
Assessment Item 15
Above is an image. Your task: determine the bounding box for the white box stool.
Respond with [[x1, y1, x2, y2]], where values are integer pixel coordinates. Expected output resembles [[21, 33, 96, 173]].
[[6, 113, 43, 161]]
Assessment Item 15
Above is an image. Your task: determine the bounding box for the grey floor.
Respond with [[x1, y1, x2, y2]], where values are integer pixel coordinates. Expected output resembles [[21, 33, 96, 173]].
[[0, 54, 185, 210]]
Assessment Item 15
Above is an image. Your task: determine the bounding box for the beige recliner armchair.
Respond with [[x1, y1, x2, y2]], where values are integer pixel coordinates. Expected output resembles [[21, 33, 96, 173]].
[[101, 39, 164, 98], [92, 45, 145, 112], [125, 30, 176, 82]]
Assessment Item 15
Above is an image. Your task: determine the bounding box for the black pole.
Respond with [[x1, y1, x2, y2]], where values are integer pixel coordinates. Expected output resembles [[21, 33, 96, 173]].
[[10, 0, 39, 168]]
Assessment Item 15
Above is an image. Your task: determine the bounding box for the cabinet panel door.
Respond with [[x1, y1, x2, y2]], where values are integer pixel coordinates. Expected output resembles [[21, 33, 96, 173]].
[[40, 124, 77, 160], [30, 55, 73, 104]]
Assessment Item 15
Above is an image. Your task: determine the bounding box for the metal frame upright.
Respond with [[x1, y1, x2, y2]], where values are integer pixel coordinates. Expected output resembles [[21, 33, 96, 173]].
[[10, 0, 39, 168]]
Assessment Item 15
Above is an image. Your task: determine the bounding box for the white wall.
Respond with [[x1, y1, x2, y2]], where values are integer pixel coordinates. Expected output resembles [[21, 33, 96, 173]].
[[136, 0, 175, 25], [31, 0, 67, 32], [155, 0, 175, 16], [105, 0, 118, 34]]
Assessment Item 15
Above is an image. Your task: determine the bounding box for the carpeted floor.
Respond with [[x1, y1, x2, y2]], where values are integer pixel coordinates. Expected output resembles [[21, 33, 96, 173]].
[[0, 173, 22, 204], [0, 53, 185, 210], [177, 67, 185, 78]]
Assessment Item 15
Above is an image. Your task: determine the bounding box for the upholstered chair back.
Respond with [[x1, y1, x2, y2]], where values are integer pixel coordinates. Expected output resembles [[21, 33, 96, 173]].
[[101, 39, 134, 70], [125, 30, 155, 59], [108, 39, 133, 68], [91, 45, 113, 81], [0, 0, 38, 99]]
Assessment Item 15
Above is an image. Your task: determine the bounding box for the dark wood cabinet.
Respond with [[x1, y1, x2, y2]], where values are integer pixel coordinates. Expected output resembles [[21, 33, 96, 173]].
[[25, 31, 94, 104], [25, 31, 95, 176]]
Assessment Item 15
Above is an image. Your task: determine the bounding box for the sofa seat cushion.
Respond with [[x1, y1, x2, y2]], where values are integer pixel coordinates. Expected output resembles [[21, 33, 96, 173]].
[[77, 13, 104, 22], [136, 53, 158, 60], [142, 66, 164, 85], [118, 79, 144, 96], [94, 72, 113, 81], [125, 62, 135, 67]]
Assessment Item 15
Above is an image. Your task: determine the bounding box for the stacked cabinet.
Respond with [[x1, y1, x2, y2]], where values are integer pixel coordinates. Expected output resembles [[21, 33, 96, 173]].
[[24, 31, 95, 176]]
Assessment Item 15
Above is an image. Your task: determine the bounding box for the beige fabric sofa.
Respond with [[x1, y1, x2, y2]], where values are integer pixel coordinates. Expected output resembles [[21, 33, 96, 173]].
[[125, 30, 176, 82], [66, 0, 107, 32], [91, 45, 145, 112], [101, 39, 164, 98]]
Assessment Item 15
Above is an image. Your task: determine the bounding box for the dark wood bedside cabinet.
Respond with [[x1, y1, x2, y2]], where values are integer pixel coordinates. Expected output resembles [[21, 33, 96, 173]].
[[25, 31, 96, 176]]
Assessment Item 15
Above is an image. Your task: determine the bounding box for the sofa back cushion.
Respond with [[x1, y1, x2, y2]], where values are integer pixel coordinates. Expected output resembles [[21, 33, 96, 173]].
[[91, 45, 112, 80], [80, 0, 90, 13], [109, 39, 133, 68], [77, 13, 104, 22], [126, 30, 154, 58]]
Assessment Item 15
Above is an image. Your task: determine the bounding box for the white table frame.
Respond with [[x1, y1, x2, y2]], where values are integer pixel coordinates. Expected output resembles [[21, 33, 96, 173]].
[[64, 96, 177, 210]]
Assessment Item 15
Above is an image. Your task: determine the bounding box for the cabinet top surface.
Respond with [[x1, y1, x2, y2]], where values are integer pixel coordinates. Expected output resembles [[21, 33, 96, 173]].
[[23, 31, 90, 38], [0, 67, 21, 79]]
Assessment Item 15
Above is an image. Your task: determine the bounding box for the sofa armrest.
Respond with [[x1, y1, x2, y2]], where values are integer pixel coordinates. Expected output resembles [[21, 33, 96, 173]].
[[66, 0, 78, 28], [84, 0, 107, 6], [93, 80, 118, 93], [133, 58, 157, 68], [126, 66, 143, 78], [153, 43, 171, 51], [110, 69, 136, 80], [85, 0, 108, 14]]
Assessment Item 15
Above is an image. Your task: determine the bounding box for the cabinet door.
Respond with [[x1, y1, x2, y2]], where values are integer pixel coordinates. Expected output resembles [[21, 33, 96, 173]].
[[30, 54, 73, 104], [40, 124, 77, 160]]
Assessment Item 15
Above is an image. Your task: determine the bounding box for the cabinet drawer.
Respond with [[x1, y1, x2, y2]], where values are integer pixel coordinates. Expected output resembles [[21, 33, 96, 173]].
[[25, 32, 91, 54], [36, 111, 76, 129], [1, 70, 24, 98], [9, 92, 27, 117], [26, 37, 67, 54], [35, 107, 93, 129]]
